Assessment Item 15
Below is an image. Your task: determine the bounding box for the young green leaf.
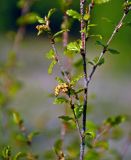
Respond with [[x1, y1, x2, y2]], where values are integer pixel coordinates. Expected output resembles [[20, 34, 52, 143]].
[[83, 13, 90, 21], [97, 57, 105, 66], [70, 74, 83, 86], [67, 40, 81, 53], [108, 48, 120, 54], [96, 40, 105, 47], [36, 16, 45, 24], [55, 77, 64, 83], [59, 115, 73, 121], [48, 60, 57, 74], [74, 104, 83, 119], [104, 115, 127, 127], [13, 112, 23, 125], [86, 131, 96, 139], [89, 57, 105, 66], [53, 29, 69, 38], [90, 34, 103, 40], [1, 146, 11, 159], [46, 49, 55, 59], [66, 9, 81, 20], [94, 0, 111, 4], [47, 8, 56, 19], [37, 30, 43, 36], [13, 152, 26, 160], [27, 131, 40, 143], [54, 139, 62, 155], [53, 97, 68, 104]]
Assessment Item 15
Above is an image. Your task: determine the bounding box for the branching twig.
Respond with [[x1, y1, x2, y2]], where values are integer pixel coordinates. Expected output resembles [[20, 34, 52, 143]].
[[87, 5, 130, 85]]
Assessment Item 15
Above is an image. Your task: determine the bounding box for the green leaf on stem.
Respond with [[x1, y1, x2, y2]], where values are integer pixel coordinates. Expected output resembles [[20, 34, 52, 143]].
[[54, 97, 68, 104], [97, 57, 105, 66], [90, 34, 103, 40], [1, 146, 11, 159], [54, 139, 63, 155], [27, 131, 40, 143], [108, 48, 120, 54], [104, 115, 127, 127], [96, 40, 105, 47], [46, 49, 55, 59], [89, 57, 105, 66], [48, 60, 57, 74], [66, 9, 81, 20], [67, 40, 81, 53], [36, 16, 45, 24], [13, 152, 26, 160], [59, 115, 73, 121], [74, 104, 83, 119], [94, 0, 111, 4], [13, 112, 23, 125], [53, 29, 69, 38], [83, 13, 90, 21], [37, 30, 43, 36], [70, 74, 83, 86], [55, 77, 64, 83], [47, 8, 56, 19], [86, 131, 96, 139]]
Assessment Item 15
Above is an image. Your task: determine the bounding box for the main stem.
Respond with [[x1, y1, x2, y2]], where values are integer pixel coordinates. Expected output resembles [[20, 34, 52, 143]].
[[80, 0, 88, 160]]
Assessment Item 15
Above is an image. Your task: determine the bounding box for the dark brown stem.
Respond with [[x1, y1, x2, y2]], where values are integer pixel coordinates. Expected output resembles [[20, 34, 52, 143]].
[[80, 0, 87, 160]]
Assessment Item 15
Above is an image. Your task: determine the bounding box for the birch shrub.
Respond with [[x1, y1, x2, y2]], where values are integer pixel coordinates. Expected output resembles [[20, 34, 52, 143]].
[[36, 0, 131, 160], [0, 0, 131, 160]]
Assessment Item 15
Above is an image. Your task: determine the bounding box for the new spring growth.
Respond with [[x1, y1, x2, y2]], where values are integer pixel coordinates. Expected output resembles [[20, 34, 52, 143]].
[[36, 16, 50, 35], [55, 83, 69, 96]]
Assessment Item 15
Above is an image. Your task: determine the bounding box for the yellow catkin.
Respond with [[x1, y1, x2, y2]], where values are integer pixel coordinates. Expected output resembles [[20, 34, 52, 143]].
[[55, 83, 69, 96]]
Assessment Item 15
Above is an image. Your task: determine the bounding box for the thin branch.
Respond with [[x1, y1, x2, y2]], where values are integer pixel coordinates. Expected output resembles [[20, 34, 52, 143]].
[[71, 103, 83, 140], [87, 7, 130, 85], [50, 38, 70, 83]]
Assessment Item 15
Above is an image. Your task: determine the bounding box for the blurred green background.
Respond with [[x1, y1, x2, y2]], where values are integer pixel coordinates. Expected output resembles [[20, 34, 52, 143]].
[[0, 0, 131, 159]]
